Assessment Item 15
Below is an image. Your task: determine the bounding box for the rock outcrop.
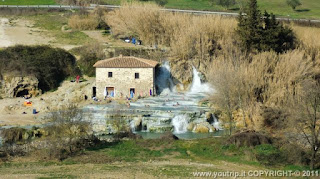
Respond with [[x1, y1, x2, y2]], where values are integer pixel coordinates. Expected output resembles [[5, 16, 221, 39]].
[[170, 60, 193, 87], [169, 58, 210, 91], [0, 74, 41, 98]]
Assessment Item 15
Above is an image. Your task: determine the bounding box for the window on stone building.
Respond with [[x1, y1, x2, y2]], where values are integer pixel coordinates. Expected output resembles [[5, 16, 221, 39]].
[[135, 73, 139, 79], [108, 72, 113, 78]]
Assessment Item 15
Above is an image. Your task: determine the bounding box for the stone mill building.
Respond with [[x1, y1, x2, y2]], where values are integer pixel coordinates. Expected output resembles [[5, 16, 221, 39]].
[[93, 55, 158, 98]]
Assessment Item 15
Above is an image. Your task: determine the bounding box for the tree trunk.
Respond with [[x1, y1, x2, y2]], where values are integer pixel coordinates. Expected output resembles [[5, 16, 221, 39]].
[[310, 147, 316, 170]]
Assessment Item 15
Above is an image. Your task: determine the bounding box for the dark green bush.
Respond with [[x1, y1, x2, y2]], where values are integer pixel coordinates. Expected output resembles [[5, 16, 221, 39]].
[[254, 144, 284, 166], [1, 127, 29, 145], [73, 43, 105, 77], [78, 53, 100, 77], [0, 45, 80, 92], [155, 0, 168, 6], [236, 0, 296, 53]]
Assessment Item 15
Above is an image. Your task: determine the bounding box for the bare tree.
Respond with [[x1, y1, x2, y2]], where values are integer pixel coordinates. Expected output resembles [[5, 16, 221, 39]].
[[209, 53, 242, 135], [289, 79, 320, 170], [47, 104, 93, 156]]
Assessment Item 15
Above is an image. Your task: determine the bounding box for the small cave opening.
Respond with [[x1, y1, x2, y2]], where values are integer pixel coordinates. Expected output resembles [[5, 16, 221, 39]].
[[16, 89, 29, 97]]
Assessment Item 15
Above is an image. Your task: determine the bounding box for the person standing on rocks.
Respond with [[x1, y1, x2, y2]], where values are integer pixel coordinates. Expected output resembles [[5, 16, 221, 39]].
[[76, 75, 80, 83]]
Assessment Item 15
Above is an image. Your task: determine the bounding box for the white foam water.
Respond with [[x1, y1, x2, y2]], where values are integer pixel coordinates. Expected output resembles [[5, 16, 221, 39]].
[[189, 66, 213, 94], [172, 115, 189, 134]]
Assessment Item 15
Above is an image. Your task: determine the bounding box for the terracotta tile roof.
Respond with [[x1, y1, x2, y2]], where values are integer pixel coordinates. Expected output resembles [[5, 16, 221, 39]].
[[93, 55, 158, 68]]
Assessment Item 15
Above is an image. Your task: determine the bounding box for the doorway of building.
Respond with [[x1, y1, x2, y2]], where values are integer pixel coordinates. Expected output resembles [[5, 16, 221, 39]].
[[92, 87, 96, 97], [130, 88, 135, 98], [106, 87, 115, 97]]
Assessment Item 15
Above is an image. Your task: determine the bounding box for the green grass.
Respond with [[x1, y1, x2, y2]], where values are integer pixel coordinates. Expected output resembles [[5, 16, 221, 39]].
[[1, 0, 319, 19], [84, 138, 261, 166], [0, 0, 56, 5], [1, 138, 315, 178], [100, 0, 320, 20], [257, 0, 320, 20], [28, 13, 94, 45]]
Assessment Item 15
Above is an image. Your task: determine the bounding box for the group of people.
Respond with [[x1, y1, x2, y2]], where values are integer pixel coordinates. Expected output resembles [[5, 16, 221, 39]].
[[124, 37, 142, 45]]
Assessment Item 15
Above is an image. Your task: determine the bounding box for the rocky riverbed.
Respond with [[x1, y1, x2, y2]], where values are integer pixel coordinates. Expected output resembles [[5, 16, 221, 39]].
[[82, 65, 220, 137]]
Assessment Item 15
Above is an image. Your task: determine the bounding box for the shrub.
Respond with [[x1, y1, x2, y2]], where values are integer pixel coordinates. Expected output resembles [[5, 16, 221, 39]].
[[254, 144, 284, 166], [210, 0, 236, 9], [39, 104, 96, 160], [74, 43, 106, 77], [155, 0, 168, 6], [286, 0, 302, 10], [0, 45, 80, 92], [68, 14, 99, 30], [208, 49, 318, 130], [1, 127, 29, 145], [227, 130, 272, 147]]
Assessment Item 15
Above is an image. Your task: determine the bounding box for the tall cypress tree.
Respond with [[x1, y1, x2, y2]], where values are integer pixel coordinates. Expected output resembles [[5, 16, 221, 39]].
[[236, 0, 295, 53], [237, 0, 262, 52]]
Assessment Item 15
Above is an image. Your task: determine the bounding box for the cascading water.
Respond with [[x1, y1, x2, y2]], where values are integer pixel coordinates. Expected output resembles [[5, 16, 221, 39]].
[[212, 115, 221, 130], [172, 115, 189, 134], [81, 63, 222, 138], [155, 61, 175, 95], [130, 120, 136, 132], [189, 66, 213, 94]]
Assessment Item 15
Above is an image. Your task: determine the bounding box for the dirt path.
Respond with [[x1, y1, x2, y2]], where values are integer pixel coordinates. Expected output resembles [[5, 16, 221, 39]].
[[0, 158, 272, 179], [0, 17, 80, 50], [0, 17, 53, 48], [0, 18, 12, 47]]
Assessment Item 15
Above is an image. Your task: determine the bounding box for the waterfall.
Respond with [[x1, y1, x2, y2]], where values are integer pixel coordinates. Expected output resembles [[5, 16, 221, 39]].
[[155, 61, 175, 95], [172, 115, 189, 134], [130, 120, 136, 132], [189, 66, 213, 93], [212, 115, 221, 130]]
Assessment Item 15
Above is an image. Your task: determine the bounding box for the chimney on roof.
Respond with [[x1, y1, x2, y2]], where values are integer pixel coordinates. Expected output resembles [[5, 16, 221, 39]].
[[119, 54, 123, 58]]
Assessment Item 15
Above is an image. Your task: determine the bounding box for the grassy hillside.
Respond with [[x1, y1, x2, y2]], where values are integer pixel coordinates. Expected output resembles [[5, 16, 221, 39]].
[[0, 0, 319, 19], [103, 0, 320, 19], [256, 0, 320, 19], [0, 0, 56, 5]]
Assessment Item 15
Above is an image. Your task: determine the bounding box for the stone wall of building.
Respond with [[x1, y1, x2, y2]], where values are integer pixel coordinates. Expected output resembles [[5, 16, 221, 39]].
[[95, 67, 155, 98]]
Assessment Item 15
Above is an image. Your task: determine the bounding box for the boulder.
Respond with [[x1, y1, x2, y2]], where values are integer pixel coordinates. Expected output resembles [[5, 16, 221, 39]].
[[132, 117, 142, 131], [169, 60, 193, 90], [194, 125, 209, 133], [160, 132, 179, 140], [0, 74, 41, 98], [205, 112, 214, 124], [187, 122, 195, 131], [194, 122, 216, 133], [113, 131, 142, 140], [194, 123, 210, 133], [227, 130, 272, 147]]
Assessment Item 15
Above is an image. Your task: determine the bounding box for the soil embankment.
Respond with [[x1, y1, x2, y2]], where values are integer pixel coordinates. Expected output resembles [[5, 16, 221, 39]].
[[0, 78, 95, 126]]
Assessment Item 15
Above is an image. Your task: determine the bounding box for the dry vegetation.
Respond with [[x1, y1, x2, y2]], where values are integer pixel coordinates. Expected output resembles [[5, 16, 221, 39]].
[[102, 3, 320, 168], [106, 2, 236, 61], [68, 14, 99, 30], [103, 2, 320, 128], [68, 7, 106, 30]]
